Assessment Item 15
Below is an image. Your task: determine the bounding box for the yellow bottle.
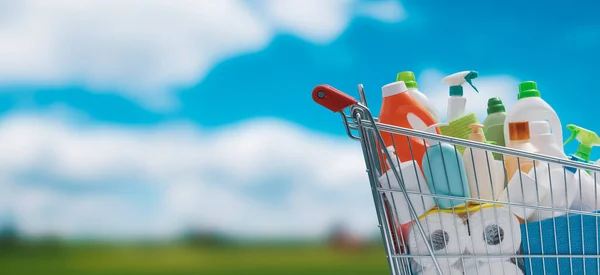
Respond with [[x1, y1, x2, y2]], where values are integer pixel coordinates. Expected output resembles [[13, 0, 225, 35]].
[[504, 122, 537, 181]]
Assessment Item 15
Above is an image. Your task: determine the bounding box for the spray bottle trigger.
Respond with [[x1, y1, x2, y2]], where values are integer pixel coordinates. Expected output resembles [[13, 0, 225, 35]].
[[464, 71, 479, 93], [564, 124, 582, 146], [564, 132, 577, 146]]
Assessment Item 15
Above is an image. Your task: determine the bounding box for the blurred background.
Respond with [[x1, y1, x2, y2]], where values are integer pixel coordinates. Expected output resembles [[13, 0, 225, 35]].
[[1, 0, 599, 274]]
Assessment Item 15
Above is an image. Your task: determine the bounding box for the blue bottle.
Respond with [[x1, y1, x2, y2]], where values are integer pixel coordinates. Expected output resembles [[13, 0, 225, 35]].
[[422, 123, 470, 209]]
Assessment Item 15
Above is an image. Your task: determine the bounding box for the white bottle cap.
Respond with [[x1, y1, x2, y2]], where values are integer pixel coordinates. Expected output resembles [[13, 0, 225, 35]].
[[384, 146, 399, 168], [530, 121, 551, 137], [382, 81, 408, 98]]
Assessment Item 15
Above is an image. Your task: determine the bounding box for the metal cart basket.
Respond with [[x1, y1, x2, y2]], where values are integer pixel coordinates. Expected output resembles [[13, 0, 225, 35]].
[[312, 84, 600, 275]]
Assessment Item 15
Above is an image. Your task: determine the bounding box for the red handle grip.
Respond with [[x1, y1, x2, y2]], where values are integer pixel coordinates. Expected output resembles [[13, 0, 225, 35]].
[[312, 84, 358, 113]]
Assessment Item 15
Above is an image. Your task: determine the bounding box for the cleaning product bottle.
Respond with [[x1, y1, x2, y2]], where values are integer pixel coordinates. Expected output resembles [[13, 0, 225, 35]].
[[530, 121, 568, 159], [396, 71, 441, 122], [560, 124, 600, 211], [527, 120, 581, 213], [504, 121, 538, 181], [463, 123, 501, 200], [441, 71, 479, 121], [482, 97, 507, 160], [379, 81, 439, 170], [422, 123, 470, 209], [504, 81, 562, 148], [530, 120, 570, 170], [490, 142, 508, 189], [563, 124, 600, 163], [528, 120, 577, 194]]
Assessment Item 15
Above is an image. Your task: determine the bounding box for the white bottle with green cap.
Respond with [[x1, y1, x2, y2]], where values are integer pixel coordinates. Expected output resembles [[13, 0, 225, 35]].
[[441, 71, 479, 121], [503, 81, 563, 149], [396, 71, 440, 122]]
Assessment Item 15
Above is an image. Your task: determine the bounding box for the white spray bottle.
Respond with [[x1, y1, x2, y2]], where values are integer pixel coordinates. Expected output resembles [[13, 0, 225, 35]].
[[442, 71, 479, 121]]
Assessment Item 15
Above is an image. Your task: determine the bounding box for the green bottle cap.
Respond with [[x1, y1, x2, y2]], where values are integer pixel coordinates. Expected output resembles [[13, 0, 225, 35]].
[[564, 124, 600, 163], [577, 144, 592, 161], [487, 97, 506, 114], [396, 71, 418, 89], [449, 86, 463, 96], [518, 81, 541, 99]]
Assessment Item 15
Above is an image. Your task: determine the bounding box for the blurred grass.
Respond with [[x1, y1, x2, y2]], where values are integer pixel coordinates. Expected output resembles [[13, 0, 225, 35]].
[[0, 242, 390, 275]]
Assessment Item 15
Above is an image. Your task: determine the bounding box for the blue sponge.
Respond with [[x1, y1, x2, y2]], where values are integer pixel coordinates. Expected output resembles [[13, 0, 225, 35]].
[[520, 212, 600, 274]]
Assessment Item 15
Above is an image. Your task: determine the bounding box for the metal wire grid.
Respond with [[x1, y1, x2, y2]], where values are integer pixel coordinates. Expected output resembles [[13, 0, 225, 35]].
[[326, 84, 600, 275]]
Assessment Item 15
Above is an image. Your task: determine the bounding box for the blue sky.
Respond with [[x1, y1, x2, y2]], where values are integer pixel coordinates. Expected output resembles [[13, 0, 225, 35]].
[[0, 0, 598, 239]]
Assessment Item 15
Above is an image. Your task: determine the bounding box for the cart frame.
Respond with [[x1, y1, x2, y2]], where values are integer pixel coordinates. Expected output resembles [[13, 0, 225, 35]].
[[312, 83, 600, 275]]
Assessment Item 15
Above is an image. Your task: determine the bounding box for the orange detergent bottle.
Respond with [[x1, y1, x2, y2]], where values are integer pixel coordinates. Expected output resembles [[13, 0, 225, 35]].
[[379, 81, 439, 171]]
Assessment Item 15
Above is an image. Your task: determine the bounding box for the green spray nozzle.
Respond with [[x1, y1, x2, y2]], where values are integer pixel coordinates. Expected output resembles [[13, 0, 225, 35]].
[[464, 71, 479, 93], [564, 124, 600, 162], [442, 71, 479, 96]]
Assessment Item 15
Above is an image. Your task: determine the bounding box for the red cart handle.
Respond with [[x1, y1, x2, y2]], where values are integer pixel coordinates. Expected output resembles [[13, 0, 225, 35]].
[[312, 84, 358, 113]]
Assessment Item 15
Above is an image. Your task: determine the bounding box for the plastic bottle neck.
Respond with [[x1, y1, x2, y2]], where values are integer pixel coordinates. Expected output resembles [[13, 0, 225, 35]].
[[575, 144, 592, 162], [449, 86, 463, 96], [468, 123, 485, 142], [486, 97, 506, 114], [488, 112, 506, 118], [517, 95, 540, 101], [569, 155, 587, 163], [518, 81, 542, 99]]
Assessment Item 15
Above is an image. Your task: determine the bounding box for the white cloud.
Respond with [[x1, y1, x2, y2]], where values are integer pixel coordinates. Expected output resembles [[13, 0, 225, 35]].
[[0, 113, 379, 239], [0, 0, 404, 110], [356, 0, 406, 23], [418, 69, 520, 122]]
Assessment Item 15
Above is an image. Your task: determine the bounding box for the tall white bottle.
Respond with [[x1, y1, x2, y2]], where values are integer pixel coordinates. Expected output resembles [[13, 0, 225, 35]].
[[504, 81, 562, 149], [463, 123, 500, 200], [441, 71, 479, 121], [396, 71, 441, 122]]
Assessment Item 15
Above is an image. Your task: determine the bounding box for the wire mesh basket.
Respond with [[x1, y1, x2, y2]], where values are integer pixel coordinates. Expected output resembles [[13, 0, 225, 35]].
[[312, 84, 600, 275]]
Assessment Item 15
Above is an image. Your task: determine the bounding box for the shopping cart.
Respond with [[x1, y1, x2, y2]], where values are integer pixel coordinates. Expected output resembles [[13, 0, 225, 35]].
[[312, 84, 600, 275]]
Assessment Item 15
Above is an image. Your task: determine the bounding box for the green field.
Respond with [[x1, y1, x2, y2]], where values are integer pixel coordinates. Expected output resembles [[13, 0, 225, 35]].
[[0, 243, 390, 275]]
